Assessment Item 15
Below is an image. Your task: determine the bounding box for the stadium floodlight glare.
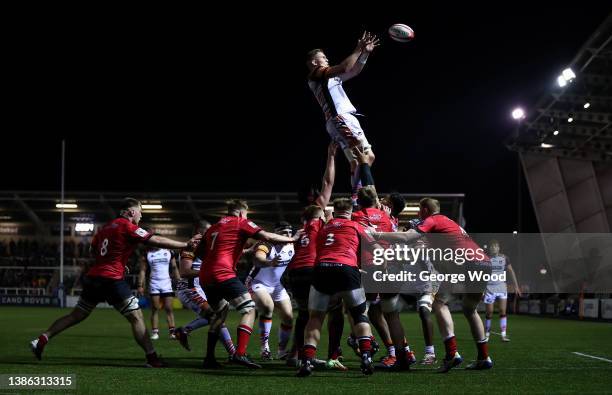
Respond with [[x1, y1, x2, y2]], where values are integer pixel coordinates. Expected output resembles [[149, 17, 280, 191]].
[[567, 117, 573, 123], [583, 102, 590, 109], [511, 108, 525, 120], [562, 68, 576, 81], [75, 223, 95, 232], [512, 231, 518, 234], [56, 203, 78, 209], [557, 75, 567, 87], [402, 206, 420, 212], [540, 268, 547, 275], [553, 130, 559, 136], [541, 143, 554, 148], [142, 204, 163, 210]]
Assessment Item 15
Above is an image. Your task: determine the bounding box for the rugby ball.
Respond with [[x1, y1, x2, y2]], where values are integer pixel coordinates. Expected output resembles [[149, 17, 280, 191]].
[[388, 23, 415, 42]]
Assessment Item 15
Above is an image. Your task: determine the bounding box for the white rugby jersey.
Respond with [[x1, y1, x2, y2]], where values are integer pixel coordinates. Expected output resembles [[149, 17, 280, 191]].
[[488, 254, 509, 287], [308, 66, 357, 120], [251, 243, 294, 287], [147, 248, 172, 282]]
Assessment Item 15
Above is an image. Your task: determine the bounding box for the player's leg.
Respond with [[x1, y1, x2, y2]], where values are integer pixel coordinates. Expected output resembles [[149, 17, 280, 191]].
[[433, 292, 463, 372], [381, 294, 414, 369], [342, 288, 374, 375], [498, 295, 510, 341], [326, 298, 345, 362], [30, 304, 92, 360], [368, 301, 393, 357], [287, 269, 311, 365], [417, 293, 436, 365], [252, 285, 275, 359], [483, 290, 495, 339], [106, 279, 163, 367], [273, 288, 293, 359], [31, 276, 100, 361], [150, 293, 161, 339], [298, 285, 329, 377], [162, 293, 176, 337], [463, 293, 493, 370]]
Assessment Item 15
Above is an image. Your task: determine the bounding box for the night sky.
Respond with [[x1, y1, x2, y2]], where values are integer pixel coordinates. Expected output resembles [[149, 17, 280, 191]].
[[3, 6, 611, 232]]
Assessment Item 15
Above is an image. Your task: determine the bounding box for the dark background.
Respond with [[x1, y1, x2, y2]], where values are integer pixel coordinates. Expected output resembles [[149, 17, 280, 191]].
[[3, 5, 611, 232]]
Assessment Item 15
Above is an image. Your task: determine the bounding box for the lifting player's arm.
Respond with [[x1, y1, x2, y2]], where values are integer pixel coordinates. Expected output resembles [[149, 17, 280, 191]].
[[315, 142, 338, 209], [255, 229, 305, 244], [145, 233, 201, 250], [137, 255, 147, 295], [371, 228, 423, 244], [340, 32, 380, 81]]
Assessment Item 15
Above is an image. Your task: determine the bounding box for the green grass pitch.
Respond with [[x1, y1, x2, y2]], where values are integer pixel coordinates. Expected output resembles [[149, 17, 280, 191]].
[[2, 307, 612, 394]]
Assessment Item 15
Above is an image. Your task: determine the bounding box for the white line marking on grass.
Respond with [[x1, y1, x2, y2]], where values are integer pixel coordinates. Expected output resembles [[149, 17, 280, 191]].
[[572, 352, 612, 363], [490, 331, 502, 336]]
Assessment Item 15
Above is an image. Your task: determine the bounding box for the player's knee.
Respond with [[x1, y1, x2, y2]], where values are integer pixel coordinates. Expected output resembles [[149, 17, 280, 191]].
[[115, 296, 141, 317], [381, 295, 401, 314], [462, 305, 477, 317], [349, 302, 369, 324], [75, 298, 95, 317], [236, 299, 256, 315], [368, 150, 375, 164]]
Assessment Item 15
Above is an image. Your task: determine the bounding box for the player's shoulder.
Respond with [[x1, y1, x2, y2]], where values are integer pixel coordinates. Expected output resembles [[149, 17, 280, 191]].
[[255, 241, 271, 254]]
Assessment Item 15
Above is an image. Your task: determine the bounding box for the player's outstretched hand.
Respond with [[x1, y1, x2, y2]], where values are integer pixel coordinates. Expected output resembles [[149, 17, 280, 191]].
[[292, 229, 305, 242], [364, 33, 380, 53], [186, 234, 202, 250]]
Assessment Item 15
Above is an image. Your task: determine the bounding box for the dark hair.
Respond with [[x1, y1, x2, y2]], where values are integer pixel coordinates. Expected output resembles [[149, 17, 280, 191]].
[[120, 197, 141, 211], [387, 192, 406, 217], [333, 198, 353, 213], [195, 220, 211, 234], [227, 199, 248, 213], [357, 186, 378, 208], [274, 221, 292, 232], [297, 184, 321, 206], [302, 205, 323, 220]]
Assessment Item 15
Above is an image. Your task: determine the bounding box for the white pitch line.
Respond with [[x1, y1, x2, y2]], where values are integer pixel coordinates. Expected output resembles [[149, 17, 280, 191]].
[[572, 352, 612, 363], [490, 331, 502, 336]]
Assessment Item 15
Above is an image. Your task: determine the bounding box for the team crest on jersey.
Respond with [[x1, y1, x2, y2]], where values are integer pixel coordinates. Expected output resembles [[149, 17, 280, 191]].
[[135, 228, 148, 237], [370, 213, 382, 221]]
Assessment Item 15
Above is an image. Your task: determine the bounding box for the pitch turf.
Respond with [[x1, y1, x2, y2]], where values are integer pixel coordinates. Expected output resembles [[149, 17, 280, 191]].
[[2, 307, 612, 394]]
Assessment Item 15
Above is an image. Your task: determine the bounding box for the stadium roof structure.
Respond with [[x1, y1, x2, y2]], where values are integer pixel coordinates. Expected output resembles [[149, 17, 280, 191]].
[[506, 14, 612, 162], [0, 190, 465, 237]]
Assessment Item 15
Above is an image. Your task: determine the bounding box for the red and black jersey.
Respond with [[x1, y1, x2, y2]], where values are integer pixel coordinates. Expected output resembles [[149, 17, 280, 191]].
[[198, 216, 262, 285], [288, 218, 324, 271], [315, 217, 367, 268], [88, 217, 152, 280], [416, 214, 489, 261]]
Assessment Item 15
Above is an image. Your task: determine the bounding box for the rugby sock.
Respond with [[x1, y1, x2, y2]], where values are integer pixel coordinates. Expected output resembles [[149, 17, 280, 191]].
[[278, 323, 293, 352], [169, 326, 175, 336], [477, 339, 489, 360], [206, 331, 219, 359], [38, 334, 49, 346], [424, 345, 435, 355], [485, 318, 492, 334], [220, 325, 236, 355], [444, 335, 457, 360], [259, 318, 272, 350], [384, 339, 396, 357], [236, 324, 253, 356], [185, 317, 209, 333], [500, 315, 507, 336], [358, 336, 372, 357], [302, 344, 317, 362]]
